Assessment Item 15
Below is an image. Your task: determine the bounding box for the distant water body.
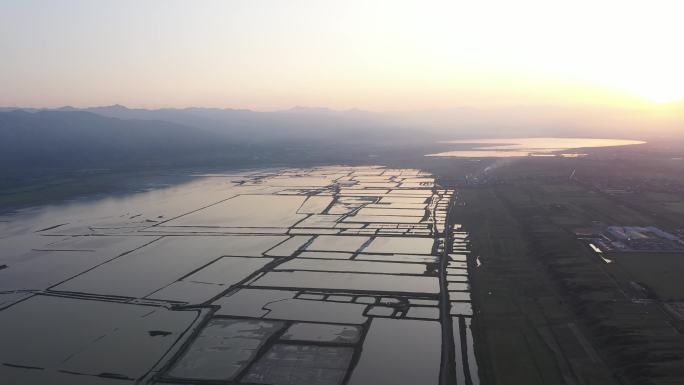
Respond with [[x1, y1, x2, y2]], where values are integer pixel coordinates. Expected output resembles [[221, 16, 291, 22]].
[[426, 138, 645, 158]]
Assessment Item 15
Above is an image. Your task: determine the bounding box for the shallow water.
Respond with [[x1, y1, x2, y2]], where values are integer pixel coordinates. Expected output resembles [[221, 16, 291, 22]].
[[0, 166, 479, 384], [347, 318, 441, 385], [427, 137, 645, 157]]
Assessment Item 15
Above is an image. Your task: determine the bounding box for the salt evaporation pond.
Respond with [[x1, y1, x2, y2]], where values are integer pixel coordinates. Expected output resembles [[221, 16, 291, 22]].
[[0, 166, 479, 385]]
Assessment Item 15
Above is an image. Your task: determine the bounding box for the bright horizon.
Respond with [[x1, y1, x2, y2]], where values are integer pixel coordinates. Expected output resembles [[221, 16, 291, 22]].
[[2, 0, 684, 113]]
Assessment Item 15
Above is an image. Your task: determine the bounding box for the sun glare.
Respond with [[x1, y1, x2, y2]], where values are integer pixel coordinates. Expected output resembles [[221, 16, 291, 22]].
[[634, 87, 684, 105], [612, 74, 684, 105]]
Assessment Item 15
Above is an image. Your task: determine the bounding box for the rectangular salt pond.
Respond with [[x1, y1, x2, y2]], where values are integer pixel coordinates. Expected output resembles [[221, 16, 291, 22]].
[[281, 323, 362, 344], [297, 196, 334, 214], [295, 215, 344, 228], [267, 176, 333, 186], [0, 236, 152, 291], [405, 306, 440, 319], [183, 256, 273, 285], [399, 182, 435, 188], [449, 261, 468, 269], [447, 282, 469, 291], [265, 236, 313, 257], [365, 203, 428, 209], [449, 291, 471, 301], [328, 204, 357, 215], [386, 190, 434, 196], [147, 280, 228, 304], [447, 275, 469, 283], [354, 182, 399, 188], [214, 289, 299, 318], [347, 318, 441, 385], [344, 215, 423, 224], [147, 256, 274, 303], [274, 259, 429, 275], [338, 188, 390, 196], [355, 208, 426, 217], [167, 318, 283, 381], [450, 302, 473, 316], [297, 251, 355, 260], [362, 237, 435, 255], [449, 253, 468, 262], [379, 197, 428, 204], [0, 295, 200, 380], [251, 271, 439, 294], [306, 235, 370, 252], [263, 298, 368, 324], [354, 253, 439, 263], [168, 195, 307, 228], [54, 236, 285, 298], [401, 178, 435, 183], [243, 344, 354, 385]]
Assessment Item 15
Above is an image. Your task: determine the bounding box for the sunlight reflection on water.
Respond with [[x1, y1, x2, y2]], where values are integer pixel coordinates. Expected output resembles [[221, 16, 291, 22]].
[[426, 137, 645, 157]]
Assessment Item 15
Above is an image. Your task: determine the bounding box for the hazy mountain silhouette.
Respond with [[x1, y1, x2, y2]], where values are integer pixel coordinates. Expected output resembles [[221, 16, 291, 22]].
[[0, 110, 235, 170], [2, 102, 670, 175], [77, 104, 673, 140], [0, 108, 437, 175], [78, 105, 411, 144]]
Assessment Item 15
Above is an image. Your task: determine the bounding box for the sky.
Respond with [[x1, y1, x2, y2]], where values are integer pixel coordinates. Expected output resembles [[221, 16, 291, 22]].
[[1, 0, 683, 113]]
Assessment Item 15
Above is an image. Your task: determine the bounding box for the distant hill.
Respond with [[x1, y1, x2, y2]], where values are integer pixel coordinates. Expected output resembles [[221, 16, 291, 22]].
[[3, 103, 663, 175], [0, 110, 235, 170], [77, 105, 413, 144], [72, 104, 668, 141], [0, 108, 438, 175], [3, 102, 677, 149]]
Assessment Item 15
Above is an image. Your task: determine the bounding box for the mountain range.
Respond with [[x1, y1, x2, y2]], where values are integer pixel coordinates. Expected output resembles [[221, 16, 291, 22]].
[[1, 102, 679, 173]]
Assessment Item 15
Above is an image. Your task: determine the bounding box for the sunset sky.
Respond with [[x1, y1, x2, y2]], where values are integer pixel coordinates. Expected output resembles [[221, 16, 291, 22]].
[[1, 0, 683, 112]]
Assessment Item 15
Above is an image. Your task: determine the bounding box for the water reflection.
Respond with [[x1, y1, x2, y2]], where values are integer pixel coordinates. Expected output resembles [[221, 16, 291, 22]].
[[0, 166, 479, 384], [427, 137, 645, 157]]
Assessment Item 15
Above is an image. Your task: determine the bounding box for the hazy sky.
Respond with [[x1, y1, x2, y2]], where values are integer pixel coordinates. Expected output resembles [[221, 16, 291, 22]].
[[1, 0, 683, 111]]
